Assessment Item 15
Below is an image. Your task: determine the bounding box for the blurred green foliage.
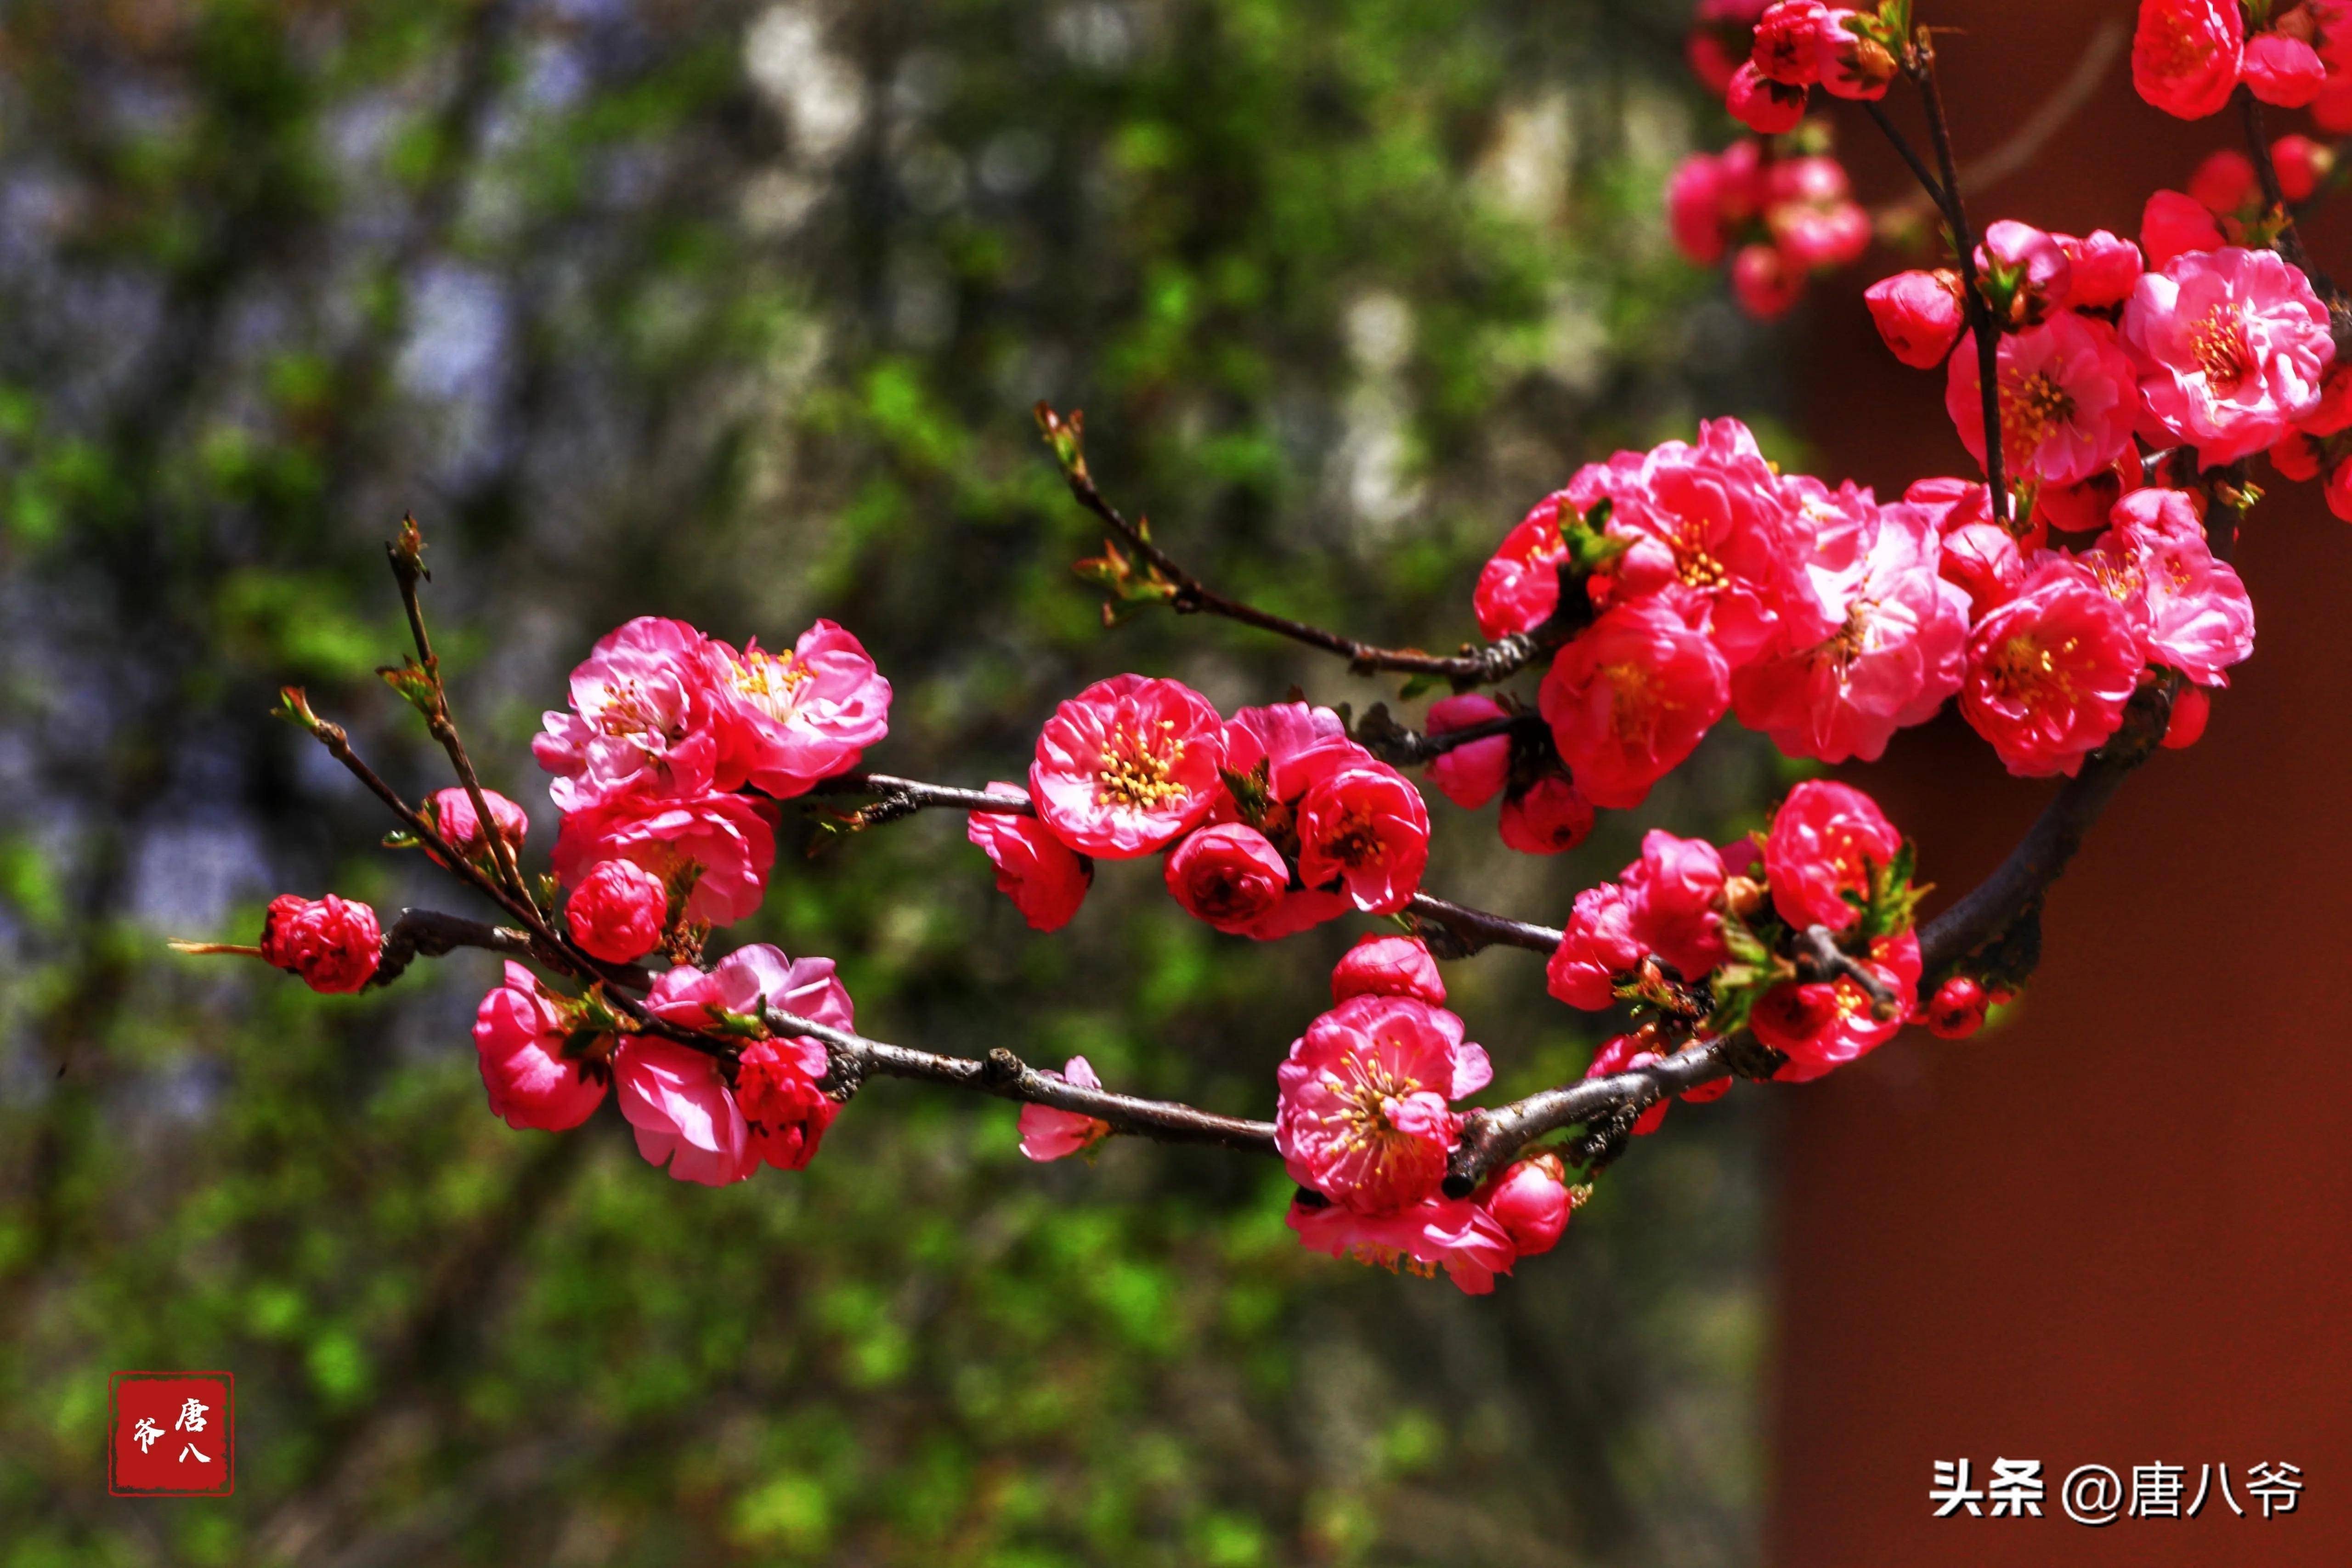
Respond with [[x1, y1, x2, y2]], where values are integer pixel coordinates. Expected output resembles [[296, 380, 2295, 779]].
[[0, 0, 1784, 1562]]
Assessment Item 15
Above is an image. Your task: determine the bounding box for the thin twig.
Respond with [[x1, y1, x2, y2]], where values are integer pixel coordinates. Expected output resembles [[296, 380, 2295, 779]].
[[1905, 40, 2010, 527], [2237, 84, 2324, 288], [1038, 405, 1575, 685], [1793, 923, 1903, 1020]]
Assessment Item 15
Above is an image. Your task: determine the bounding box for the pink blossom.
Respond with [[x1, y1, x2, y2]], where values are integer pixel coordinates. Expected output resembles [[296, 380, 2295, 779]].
[[1030, 674, 1225, 857], [1731, 242, 1803, 317], [2140, 190, 2227, 270], [1331, 935, 1447, 1007], [2122, 246, 2335, 465], [1018, 1057, 1112, 1161], [1764, 780, 1901, 933], [1540, 597, 1731, 811], [1275, 995, 1492, 1214], [472, 962, 608, 1132], [1425, 694, 1512, 809], [1623, 830, 1730, 983], [2132, 0, 2244, 119], [1667, 153, 1729, 266], [1756, 930, 1921, 1080], [647, 942, 855, 1036], [1814, 7, 1895, 98], [2056, 230, 2145, 310], [1750, 0, 1828, 83], [534, 616, 721, 811], [565, 859, 670, 963], [1584, 1034, 1672, 1135], [259, 894, 379, 993], [1296, 765, 1431, 916], [967, 786, 1091, 932], [1165, 822, 1292, 935], [1287, 1193, 1519, 1294], [2243, 32, 2327, 106], [1498, 774, 1594, 855], [707, 620, 892, 798], [1733, 498, 1969, 764], [1546, 882, 1643, 1011], [426, 787, 529, 865], [1474, 492, 1579, 639], [2082, 487, 2256, 686], [1863, 269, 1965, 369], [1901, 475, 1997, 535], [1945, 313, 2138, 486], [611, 1036, 756, 1186], [552, 789, 778, 926], [1588, 417, 1795, 666], [1976, 220, 2074, 325], [1960, 557, 2144, 777], [1477, 1155, 1574, 1257], [1770, 199, 1871, 273], [1221, 702, 1370, 806]]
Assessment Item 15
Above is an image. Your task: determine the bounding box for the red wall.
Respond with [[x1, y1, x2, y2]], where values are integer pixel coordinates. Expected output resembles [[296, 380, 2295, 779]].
[[1770, 5, 2352, 1562]]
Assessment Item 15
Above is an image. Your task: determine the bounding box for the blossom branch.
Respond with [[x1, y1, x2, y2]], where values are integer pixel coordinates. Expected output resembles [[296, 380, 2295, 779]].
[[1037, 404, 1566, 685], [1792, 923, 1903, 1019], [2237, 84, 2324, 286], [802, 772, 1035, 818], [1442, 1038, 1752, 1196], [1405, 894, 1565, 957]]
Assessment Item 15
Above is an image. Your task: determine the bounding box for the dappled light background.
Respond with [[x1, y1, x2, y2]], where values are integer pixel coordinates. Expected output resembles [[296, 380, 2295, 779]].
[[0, 2, 1801, 1564]]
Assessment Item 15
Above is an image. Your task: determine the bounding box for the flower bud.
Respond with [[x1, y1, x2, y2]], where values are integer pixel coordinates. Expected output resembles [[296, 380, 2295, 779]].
[[1332, 934, 1447, 1007], [1164, 822, 1291, 935], [2242, 33, 2326, 109], [1814, 7, 1895, 99], [1731, 243, 1803, 318], [1722, 875, 1767, 920], [1925, 974, 1987, 1039], [1497, 774, 1595, 856], [2188, 149, 2259, 217], [1480, 1154, 1573, 1257], [260, 894, 381, 994], [2056, 230, 2144, 310], [1863, 269, 1966, 368], [1667, 153, 1729, 267], [427, 786, 530, 864], [2273, 135, 2334, 203], [1727, 61, 1808, 134], [2328, 455, 2352, 522], [1425, 693, 1512, 809], [566, 858, 670, 962], [1974, 220, 2072, 326]]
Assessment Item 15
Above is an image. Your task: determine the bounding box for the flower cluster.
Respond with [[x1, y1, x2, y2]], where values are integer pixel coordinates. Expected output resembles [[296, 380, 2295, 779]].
[[2132, 0, 2332, 120], [1668, 141, 1872, 318], [1548, 781, 1925, 1081], [1726, 0, 1899, 134], [1277, 939, 1573, 1294], [971, 681, 1434, 938]]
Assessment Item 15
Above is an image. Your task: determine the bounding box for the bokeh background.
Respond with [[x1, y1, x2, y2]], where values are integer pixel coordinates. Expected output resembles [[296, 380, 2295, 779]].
[[0, 2, 1790, 1564], [7, 1, 2347, 1565]]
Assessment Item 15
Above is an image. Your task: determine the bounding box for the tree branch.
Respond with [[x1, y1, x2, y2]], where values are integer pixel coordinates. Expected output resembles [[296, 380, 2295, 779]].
[[1037, 404, 1570, 685], [2237, 84, 2327, 289], [1906, 40, 2011, 526]]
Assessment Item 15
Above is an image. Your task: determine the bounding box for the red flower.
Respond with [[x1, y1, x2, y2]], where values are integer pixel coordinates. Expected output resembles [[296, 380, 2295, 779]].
[[1750, 0, 1828, 84], [259, 894, 380, 994], [1731, 242, 1803, 317], [1764, 780, 1901, 934], [1924, 975, 1988, 1040], [1164, 822, 1292, 935], [1945, 314, 2138, 486], [1296, 764, 1431, 916], [1758, 930, 1921, 1080], [1275, 995, 1491, 1214], [706, 619, 892, 799], [2242, 32, 2326, 107], [1331, 934, 1447, 1007], [2139, 190, 2226, 270], [967, 785, 1091, 933], [2131, 0, 2243, 120], [1623, 829, 1729, 983], [1547, 882, 1643, 1011], [1474, 492, 1578, 640], [1287, 1193, 1519, 1295], [565, 859, 670, 963], [426, 786, 530, 866], [1540, 597, 1731, 811], [1584, 1034, 1671, 1135], [1960, 559, 2143, 777], [1728, 62, 1808, 134], [2056, 230, 2145, 310], [1029, 674, 1225, 857], [1477, 1154, 1574, 1257], [472, 962, 608, 1132]]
